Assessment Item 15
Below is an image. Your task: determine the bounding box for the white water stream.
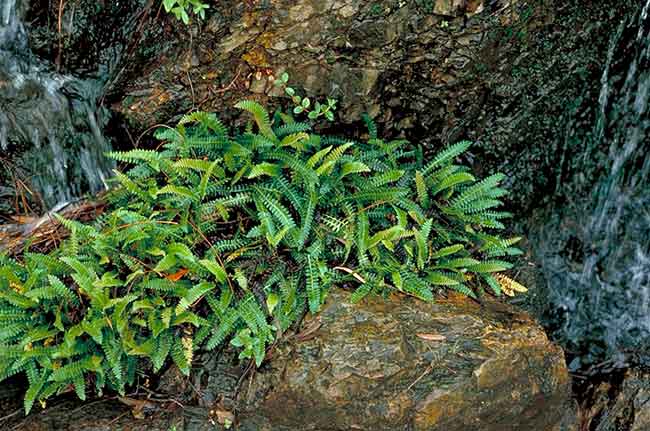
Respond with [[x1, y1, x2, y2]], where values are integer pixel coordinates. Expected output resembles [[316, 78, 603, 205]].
[[0, 0, 112, 205]]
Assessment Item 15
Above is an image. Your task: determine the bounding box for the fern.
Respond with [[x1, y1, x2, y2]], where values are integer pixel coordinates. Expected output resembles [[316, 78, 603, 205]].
[[171, 336, 191, 376], [421, 141, 471, 176], [257, 191, 297, 231], [176, 282, 215, 315], [107, 149, 161, 164], [178, 111, 227, 136], [236, 100, 276, 141], [0, 102, 521, 411], [306, 255, 321, 313]]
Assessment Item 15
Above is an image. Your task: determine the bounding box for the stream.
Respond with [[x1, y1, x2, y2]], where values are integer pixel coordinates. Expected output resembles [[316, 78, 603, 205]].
[[0, 0, 116, 207], [534, 0, 650, 373]]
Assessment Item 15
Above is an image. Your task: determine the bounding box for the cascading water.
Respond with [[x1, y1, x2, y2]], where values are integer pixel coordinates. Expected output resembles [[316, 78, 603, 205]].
[[0, 0, 114, 206], [535, 0, 650, 372]]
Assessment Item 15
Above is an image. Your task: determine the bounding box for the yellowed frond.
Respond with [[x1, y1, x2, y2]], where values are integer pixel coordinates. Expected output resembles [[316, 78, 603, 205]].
[[495, 274, 528, 297]]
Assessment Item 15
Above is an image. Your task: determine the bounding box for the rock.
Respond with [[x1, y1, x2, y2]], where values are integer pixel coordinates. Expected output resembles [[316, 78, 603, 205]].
[[582, 369, 650, 431], [4, 289, 576, 430], [434, 0, 467, 17], [107, 0, 639, 224], [112, 0, 509, 129], [238, 289, 577, 430]]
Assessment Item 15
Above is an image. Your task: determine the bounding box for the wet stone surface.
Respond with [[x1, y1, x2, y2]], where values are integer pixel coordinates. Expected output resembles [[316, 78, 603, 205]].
[[236, 289, 577, 430]]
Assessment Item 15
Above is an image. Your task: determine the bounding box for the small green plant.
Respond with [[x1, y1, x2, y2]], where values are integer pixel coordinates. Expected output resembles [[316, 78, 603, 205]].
[[163, 0, 208, 24], [274, 72, 337, 121], [0, 102, 523, 414], [231, 327, 271, 366]]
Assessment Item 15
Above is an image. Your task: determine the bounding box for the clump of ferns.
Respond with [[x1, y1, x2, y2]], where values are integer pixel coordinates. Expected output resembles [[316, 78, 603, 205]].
[[0, 101, 525, 414]]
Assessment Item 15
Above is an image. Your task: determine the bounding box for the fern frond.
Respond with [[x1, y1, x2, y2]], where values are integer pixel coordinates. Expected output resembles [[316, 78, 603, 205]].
[[362, 113, 378, 139], [450, 173, 506, 209], [274, 121, 311, 138], [107, 149, 161, 164], [235, 100, 276, 141], [112, 170, 150, 201], [171, 337, 191, 376], [176, 282, 215, 315], [431, 172, 476, 195], [494, 274, 528, 296], [248, 162, 280, 179], [316, 142, 353, 175], [369, 170, 405, 187], [205, 308, 239, 349], [257, 191, 296, 231], [178, 111, 228, 136], [421, 141, 472, 176], [306, 255, 320, 313]]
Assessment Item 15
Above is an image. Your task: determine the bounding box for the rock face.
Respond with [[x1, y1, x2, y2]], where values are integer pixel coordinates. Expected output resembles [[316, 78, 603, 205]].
[[107, 0, 639, 217], [114, 0, 505, 127], [238, 290, 577, 430]]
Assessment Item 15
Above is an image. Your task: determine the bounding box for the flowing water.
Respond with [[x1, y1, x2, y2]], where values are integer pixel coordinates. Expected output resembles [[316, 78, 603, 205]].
[[0, 0, 114, 206], [536, 0, 650, 372]]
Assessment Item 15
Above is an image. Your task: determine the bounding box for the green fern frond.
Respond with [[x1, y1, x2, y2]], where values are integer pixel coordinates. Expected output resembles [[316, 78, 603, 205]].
[[431, 172, 476, 195], [205, 308, 239, 349], [362, 113, 378, 139], [280, 132, 310, 150], [421, 141, 472, 176], [268, 151, 319, 190], [112, 170, 150, 201], [450, 173, 506, 209], [178, 111, 228, 136], [257, 191, 296, 231], [350, 281, 373, 303], [414, 171, 428, 208], [467, 260, 513, 273], [156, 184, 198, 201], [107, 149, 161, 164], [274, 122, 311, 138], [316, 142, 354, 175], [369, 170, 405, 187], [171, 337, 191, 376], [306, 255, 320, 313], [248, 162, 280, 179], [448, 283, 477, 299], [235, 100, 276, 141], [306, 146, 333, 168]]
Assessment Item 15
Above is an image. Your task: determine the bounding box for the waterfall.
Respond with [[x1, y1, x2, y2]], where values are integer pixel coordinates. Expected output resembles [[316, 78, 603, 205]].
[[0, 0, 113, 206], [536, 0, 650, 372]]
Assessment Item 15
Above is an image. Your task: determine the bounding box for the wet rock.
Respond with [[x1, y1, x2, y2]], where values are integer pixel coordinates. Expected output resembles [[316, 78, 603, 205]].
[[238, 289, 577, 430], [4, 290, 576, 430], [0, 0, 115, 207], [582, 369, 650, 431], [5, 398, 182, 431]]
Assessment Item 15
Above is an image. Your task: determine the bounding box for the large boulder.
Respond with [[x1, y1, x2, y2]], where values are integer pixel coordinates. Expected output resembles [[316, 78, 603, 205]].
[[7, 289, 577, 430], [238, 289, 577, 430]]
